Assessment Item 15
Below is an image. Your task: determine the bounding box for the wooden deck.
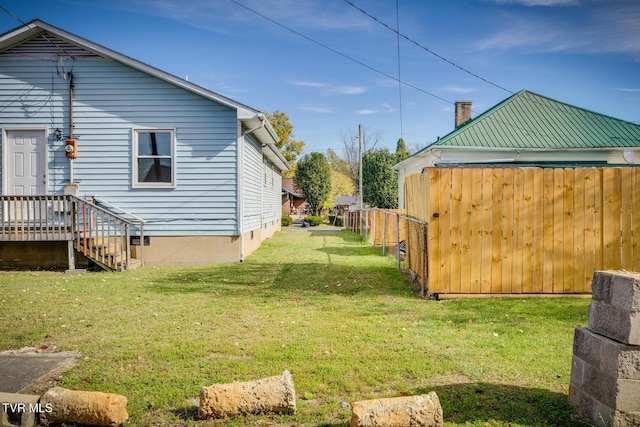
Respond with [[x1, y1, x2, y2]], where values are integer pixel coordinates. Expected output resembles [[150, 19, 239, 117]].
[[0, 195, 143, 271]]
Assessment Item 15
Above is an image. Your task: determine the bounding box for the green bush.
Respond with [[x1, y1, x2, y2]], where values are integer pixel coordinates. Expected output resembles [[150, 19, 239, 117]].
[[281, 216, 293, 226], [329, 215, 344, 227], [304, 216, 323, 226]]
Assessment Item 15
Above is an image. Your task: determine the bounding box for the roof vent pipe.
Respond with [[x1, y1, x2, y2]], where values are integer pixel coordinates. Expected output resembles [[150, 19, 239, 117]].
[[455, 100, 472, 128]]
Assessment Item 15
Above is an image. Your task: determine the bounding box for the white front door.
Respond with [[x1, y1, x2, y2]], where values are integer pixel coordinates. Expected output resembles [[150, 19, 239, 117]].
[[4, 130, 48, 223], [6, 129, 47, 195]]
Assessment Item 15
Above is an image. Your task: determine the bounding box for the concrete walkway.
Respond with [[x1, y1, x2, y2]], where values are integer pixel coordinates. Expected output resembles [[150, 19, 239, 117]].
[[0, 349, 78, 393]]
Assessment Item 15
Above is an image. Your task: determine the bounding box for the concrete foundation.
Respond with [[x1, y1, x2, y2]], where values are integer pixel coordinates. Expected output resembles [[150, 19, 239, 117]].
[[569, 270, 640, 426]]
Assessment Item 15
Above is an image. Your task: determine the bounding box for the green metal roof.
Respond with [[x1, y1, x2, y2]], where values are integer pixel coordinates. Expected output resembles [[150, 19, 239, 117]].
[[431, 90, 640, 150]]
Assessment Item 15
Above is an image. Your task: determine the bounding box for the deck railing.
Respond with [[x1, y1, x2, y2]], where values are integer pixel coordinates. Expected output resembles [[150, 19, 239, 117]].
[[0, 195, 74, 241], [0, 194, 138, 271]]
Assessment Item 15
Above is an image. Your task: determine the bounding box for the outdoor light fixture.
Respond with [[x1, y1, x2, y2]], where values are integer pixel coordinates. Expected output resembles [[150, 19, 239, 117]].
[[54, 128, 63, 141]]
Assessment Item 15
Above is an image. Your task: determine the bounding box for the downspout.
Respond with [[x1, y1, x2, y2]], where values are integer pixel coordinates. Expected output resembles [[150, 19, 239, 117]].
[[68, 71, 74, 183], [239, 116, 268, 262]]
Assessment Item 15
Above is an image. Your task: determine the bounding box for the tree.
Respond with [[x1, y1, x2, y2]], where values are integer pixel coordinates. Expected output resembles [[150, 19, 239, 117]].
[[362, 149, 398, 209], [337, 127, 383, 188], [395, 137, 410, 161], [267, 110, 305, 178], [294, 152, 331, 215], [323, 169, 355, 210]]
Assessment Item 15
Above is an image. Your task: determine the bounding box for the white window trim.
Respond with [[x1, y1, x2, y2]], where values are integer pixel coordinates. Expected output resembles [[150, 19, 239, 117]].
[[132, 128, 176, 189]]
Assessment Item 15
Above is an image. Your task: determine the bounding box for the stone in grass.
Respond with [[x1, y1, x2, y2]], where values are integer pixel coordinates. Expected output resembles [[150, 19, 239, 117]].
[[350, 392, 443, 427], [39, 386, 128, 427], [198, 370, 296, 420]]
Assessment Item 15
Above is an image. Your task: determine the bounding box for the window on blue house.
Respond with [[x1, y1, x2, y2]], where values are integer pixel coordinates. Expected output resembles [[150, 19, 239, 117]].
[[134, 129, 175, 188]]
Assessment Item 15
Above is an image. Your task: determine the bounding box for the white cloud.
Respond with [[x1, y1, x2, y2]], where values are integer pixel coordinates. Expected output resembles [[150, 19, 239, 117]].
[[288, 81, 330, 88], [288, 81, 367, 95], [437, 86, 478, 94], [107, 0, 371, 34], [357, 109, 379, 115], [333, 86, 367, 95], [299, 104, 333, 113], [613, 88, 640, 92], [474, 3, 640, 55]]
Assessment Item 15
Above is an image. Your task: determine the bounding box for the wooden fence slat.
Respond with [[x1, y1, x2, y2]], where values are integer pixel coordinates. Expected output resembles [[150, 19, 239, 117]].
[[501, 168, 514, 293], [481, 169, 494, 293], [491, 169, 503, 294], [621, 168, 633, 269], [543, 169, 555, 293], [470, 169, 483, 293], [512, 168, 524, 293], [522, 168, 535, 293], [633, 168, 640, 272], [563, 168, 575, 293], [460, 169, 472, 293], [439, 169, 452, 293], [532, 168, 544, 293], [583, 168, 597, 291], [450, 168, 462, 294], [573, 168, 586, 293], [428, 168, 441, 293]]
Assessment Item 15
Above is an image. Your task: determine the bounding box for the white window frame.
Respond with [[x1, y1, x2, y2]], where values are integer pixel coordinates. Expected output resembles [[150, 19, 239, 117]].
[[133, 128, 176, 188]]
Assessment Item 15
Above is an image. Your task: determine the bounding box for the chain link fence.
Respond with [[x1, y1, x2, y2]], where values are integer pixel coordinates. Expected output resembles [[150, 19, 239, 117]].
[[345, 209, 428, 297]]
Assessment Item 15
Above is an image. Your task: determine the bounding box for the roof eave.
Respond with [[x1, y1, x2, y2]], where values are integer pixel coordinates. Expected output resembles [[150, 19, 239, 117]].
[[2, 20, 261, 118]]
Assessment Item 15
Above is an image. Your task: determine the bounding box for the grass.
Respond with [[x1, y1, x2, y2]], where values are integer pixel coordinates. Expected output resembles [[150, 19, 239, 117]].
[[0, 225, 591, 426]]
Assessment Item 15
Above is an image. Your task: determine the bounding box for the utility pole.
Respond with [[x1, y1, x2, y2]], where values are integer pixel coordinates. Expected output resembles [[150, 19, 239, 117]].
[[358, 124, 363, 209]]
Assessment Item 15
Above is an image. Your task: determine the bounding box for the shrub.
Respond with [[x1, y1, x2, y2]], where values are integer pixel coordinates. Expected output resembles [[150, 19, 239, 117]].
[[304, 216, 323, 226], [328, 215, 344, 227], [281, 216, 293, 226]]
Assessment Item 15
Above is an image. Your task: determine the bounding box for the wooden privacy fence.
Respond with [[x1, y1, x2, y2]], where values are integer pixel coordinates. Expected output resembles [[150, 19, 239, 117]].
[[406, 166, 640, 295]]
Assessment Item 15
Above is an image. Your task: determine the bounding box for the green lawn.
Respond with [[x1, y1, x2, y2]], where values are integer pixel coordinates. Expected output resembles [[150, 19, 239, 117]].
[[0, 226, 591, 426]]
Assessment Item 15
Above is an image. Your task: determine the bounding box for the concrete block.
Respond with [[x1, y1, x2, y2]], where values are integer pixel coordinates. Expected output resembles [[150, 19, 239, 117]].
[[617, 379, 640, 413], [600, 335, 640, 380], [612, 410, 640, 426], [573, 327, 602, 367], [570, 355, 587, 389], [588, 301, 640, 346], [610, 271, 640, 312], [0, 393, 41, 427], [349, 393, 443, 427], [582, 361, 616, 409], [592, 401, 616, 427], [591, 270, 613, 303], [198, 370, 296, 420], [568, 384, 594, 422]]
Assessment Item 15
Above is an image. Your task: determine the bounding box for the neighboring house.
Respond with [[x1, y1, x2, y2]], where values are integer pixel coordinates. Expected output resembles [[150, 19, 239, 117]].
[[395, 90, 640, 208], [281, 178, 306, 216], [0, 20, 289, 269], [335, 195, 358, 213]]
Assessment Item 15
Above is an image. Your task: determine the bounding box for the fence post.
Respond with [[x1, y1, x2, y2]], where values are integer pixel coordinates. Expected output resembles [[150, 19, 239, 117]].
[[397, 213, 401, 270], [382, 212, 387, 255], [422, 223, 428, 297]]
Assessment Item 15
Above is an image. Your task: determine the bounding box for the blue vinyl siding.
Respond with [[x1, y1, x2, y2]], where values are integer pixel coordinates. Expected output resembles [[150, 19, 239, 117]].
[[262, 159, 281, 223], [0, 58, 240, 236], [243, 135, 263, 232]]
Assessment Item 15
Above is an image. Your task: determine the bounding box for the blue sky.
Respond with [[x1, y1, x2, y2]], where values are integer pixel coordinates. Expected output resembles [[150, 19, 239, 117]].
[[1, 0, 639, 154]]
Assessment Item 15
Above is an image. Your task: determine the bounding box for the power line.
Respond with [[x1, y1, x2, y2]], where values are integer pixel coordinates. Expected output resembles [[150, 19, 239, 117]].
[[395, 0, 403, 140], [342, 0, 514, 95], [0, 4, 75, 60], [228, 0, 455, 107]]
